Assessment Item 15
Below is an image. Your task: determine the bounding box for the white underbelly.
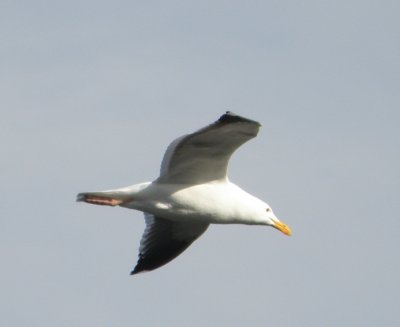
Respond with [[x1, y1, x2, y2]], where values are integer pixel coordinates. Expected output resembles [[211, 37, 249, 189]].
[[124, 181, 264, 224]]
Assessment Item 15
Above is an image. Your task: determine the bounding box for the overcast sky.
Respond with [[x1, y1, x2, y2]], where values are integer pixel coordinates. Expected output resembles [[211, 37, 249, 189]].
[[1, 1, 399, 326]]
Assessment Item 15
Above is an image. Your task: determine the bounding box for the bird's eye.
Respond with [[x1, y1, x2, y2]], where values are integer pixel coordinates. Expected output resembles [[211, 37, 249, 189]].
[[266, 208, 271, 212]]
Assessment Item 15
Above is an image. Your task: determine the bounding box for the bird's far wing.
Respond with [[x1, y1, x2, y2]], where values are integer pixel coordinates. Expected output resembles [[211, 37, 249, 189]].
[[131, 214, 209, 275], [157, 112, 261, 184]]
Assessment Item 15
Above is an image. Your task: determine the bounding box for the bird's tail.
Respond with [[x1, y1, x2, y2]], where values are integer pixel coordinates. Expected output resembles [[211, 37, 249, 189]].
[[76, 190, 130, 206]]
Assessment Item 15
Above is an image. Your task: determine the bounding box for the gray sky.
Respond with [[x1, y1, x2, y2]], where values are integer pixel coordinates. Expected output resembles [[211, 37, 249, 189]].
[[2, 1, 399, 326]]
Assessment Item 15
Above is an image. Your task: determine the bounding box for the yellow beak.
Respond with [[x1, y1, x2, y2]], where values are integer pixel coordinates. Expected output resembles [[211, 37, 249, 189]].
[[273, 221, 292, 236]]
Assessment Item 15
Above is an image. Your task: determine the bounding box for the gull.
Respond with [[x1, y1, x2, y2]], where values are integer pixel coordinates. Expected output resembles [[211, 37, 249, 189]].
[[77, 112, 291, 275]]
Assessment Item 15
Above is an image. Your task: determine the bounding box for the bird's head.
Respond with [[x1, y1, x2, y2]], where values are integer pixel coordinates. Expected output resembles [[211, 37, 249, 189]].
[[264, 207, 292, 236]]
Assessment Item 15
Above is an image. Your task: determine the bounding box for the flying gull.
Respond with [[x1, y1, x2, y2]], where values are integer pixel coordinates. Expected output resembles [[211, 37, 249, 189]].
[[77, 112, 291, 275]]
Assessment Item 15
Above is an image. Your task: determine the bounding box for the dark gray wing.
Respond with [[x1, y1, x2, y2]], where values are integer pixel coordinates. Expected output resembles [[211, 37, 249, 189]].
[[131, 214, 209, 275], [157, 112, 261, 184]]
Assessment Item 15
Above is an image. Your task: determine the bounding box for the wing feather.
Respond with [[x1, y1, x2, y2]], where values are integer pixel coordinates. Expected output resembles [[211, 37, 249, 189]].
[[157, 112, 261, 184], [131, 214, 209, 275]]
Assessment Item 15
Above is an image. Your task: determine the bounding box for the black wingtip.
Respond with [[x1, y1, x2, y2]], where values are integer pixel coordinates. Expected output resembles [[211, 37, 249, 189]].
[[218, 111, 261, 126], [130, 258, 149, 275], [130, 264, 140, 275], [130, 266, 148, 276]]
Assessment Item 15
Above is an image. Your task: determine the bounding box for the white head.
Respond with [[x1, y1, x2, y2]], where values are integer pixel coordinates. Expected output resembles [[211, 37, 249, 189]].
[[263, 206, 292, 236]]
